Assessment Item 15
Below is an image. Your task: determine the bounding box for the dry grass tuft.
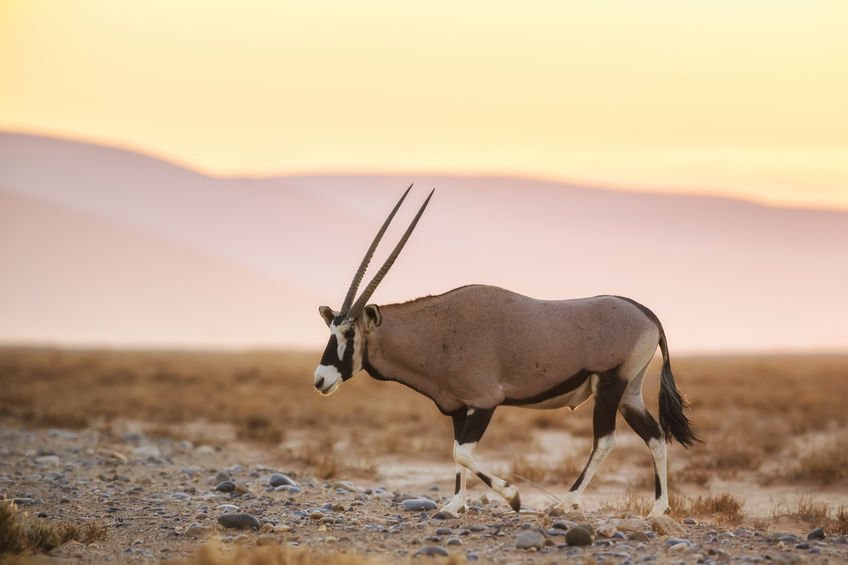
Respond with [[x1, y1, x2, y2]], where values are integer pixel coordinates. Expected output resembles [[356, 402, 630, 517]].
[[771, 495, 848, 534], [509, 455, 581, 485], [673, 493, 745, 524], [600, 489, 653, 517], [0, 498, 106, 555]]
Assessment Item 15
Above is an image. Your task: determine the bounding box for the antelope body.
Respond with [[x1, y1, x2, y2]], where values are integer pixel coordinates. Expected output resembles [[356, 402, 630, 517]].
[[314, 187, 698, 518]]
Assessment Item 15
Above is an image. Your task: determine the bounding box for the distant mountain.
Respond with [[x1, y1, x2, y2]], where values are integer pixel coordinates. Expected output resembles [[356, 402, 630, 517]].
[[2, 131, 846, 352]]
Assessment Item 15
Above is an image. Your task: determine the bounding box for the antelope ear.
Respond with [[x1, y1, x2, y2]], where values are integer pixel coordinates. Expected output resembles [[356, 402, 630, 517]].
[[319, 306, 337, 327], [363, 304, 382, 328]]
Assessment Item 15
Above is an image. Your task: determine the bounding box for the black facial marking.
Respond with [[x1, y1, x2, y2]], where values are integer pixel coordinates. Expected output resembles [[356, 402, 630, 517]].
[[319, 331, 355, 380], [503, 369, 593, 406], [475, 472, 493, 488]]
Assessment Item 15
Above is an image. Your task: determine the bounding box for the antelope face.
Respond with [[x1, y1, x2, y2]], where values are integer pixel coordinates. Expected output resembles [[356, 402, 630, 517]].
[[314, 305, 381, 395]]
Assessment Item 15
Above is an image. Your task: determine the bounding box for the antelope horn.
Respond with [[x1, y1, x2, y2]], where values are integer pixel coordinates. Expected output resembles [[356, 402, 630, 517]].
[[347, 188, 435, 320], [339, 184, 413, 316]]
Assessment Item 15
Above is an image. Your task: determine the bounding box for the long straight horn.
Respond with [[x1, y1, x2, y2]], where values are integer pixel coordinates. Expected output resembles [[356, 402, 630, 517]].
[[347, 188, 435, 320], [339, 184, 413, 316]]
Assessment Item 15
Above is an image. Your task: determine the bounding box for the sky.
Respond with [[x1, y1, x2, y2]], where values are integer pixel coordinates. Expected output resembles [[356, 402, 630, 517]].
[[1, 0, 847, 209]]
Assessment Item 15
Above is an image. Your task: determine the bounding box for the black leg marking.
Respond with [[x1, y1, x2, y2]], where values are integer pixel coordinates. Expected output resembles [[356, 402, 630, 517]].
[[458, 408, 495, 444], [454, 472, 461, 494], [621, 404, 665, 500], [620, 404, 663, 442], [569, 370, 627, 493], [451, 411, 467, 442], [475, 472, 493, 488]]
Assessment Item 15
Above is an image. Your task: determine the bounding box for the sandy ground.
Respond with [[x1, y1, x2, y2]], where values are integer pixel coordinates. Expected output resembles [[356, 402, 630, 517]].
[[3, 420, 848, 564]]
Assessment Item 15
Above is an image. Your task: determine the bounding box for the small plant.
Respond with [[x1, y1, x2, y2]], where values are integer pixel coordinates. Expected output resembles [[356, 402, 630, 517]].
[[0, 499, 104, 554]]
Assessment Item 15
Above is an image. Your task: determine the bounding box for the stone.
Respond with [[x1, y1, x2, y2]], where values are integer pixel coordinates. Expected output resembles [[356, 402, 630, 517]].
[[597, 522, 617, 538], [515, 530, 545, 550], [435, 527, 452, 535], [628, 531, 651, 542], [565, 526, 593, 546], [269, 473, 295, 487], [184, 523, 209, 538], [214, 471, 232, 484], [807, 527, 825, 540], [447, 537, 462, 546], [615, 518, 645, 533], [132, 445, 161, 458], [651, 515, 685, 537], [275, 485, 302, 494], [217, 513, 261, 530], [402, 498, 437, 511], [552, 520, 570, 530], [414, 545, 448, 557], [215, 481, 236, 493]]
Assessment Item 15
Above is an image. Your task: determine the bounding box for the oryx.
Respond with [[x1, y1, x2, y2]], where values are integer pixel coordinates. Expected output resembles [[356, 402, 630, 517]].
[[314, 186, 699, 518]]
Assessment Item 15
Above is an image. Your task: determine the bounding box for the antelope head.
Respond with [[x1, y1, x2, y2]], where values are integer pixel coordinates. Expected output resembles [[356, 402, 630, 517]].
[[313, 185, 434, 395]]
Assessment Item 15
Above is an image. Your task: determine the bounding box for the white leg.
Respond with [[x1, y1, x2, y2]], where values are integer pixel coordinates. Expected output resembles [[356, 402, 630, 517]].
[[454, 441, 521, 512], [556, 434, 616, 512], [439, 461, 468, 516], [647, 438, 670, 517]]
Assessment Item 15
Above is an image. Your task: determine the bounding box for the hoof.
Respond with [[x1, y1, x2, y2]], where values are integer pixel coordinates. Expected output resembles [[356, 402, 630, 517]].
[[509, 492, 522, 512], [647, 504, 671, 519]]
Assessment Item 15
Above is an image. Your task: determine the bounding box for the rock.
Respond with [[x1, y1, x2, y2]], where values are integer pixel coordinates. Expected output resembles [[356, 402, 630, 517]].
[[171, 493, 190, 500], [565, 526, 593, 546], [834, 534, 848, 544], [233, 484, 252, 496], [13, 497, 36, 506], [184, 523, 209, 538], [269, 473, 295, 487], [807, 527, 825, 540], [435, 527, 452, 535], [215, 481, 236, 493], [217, 513, 261, 530], [276, 485, 302, 494], [683, 517, 696, 524], [216, 504, 239, 512], [447, 537, 462, 546], [35, 455, 61, 466], [628, 531, 651, 542], [214, 471, 232, 484], [552, 520, 570, 530], [651, 515, 685, 536], [415, 545, 448, 557], [132, 445, 161, 458], [332, 480, 357, 492], [515, 530, 545, 550], [615, 518, 645, 533], [565, 511, 586, 522], [597, 522, 617, 538], [402, 498, 437, 511]]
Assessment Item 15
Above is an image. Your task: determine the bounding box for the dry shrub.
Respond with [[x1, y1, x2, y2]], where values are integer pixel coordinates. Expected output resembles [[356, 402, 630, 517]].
[[771, 495, 848, 533], [678, 493, 745, 524], [600, 489, 653, 517], [788, 437, 848, 485], [0, 499, 104, 554]]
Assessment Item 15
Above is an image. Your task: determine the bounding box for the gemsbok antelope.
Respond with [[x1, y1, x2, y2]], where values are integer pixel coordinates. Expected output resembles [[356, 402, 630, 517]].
[[314, 186, 699, 518]]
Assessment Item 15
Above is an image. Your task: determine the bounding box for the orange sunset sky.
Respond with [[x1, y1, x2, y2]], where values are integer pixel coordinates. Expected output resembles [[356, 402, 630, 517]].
[[1, 0, 847, 209]]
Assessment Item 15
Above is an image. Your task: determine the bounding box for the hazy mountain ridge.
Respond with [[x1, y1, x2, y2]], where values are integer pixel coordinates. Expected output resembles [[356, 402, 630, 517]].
[[2, 131, 846, 352]]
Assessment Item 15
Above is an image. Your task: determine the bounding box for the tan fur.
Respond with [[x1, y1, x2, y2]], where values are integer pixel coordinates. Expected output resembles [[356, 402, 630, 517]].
[[361, 285, 659, 414]]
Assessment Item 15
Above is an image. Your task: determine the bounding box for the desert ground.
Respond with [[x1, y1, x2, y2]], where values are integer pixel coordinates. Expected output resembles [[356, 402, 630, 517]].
[[1, 347, 847, 564]]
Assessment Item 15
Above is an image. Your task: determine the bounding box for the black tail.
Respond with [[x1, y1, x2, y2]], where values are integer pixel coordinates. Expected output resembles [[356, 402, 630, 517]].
[[657, 328, 701, 447]]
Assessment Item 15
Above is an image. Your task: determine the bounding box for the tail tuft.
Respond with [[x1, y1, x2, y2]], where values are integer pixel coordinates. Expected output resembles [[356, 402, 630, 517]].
[[659, 359, 701, 446]]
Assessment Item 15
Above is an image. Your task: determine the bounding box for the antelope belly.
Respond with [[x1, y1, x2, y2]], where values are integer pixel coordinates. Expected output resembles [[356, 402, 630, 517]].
[[521, 378, 593, 410]]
